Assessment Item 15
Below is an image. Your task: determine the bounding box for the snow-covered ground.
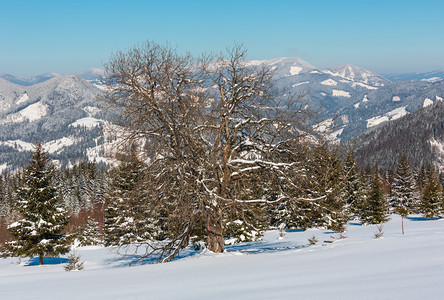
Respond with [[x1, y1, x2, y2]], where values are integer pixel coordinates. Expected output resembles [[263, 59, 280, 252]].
[[1, 215, 443, 299]]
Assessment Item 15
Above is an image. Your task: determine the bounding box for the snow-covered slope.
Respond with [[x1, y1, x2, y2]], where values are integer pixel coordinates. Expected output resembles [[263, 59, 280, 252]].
[[0, 215, 442, 299], [1, 59, 443, 169], [326, 64, 389, 86], [0, 75, 107, 171]]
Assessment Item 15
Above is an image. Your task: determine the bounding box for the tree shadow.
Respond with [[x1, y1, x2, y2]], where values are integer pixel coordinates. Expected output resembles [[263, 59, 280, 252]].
[[407, 216, 440, 221], [25, 257, 69, 266], [348, 221, 363, 226], [285, 228, 304, 233]]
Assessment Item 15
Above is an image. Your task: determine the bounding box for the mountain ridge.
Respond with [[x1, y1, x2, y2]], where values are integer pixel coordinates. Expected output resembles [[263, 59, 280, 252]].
[[1, 58, 444, 172]]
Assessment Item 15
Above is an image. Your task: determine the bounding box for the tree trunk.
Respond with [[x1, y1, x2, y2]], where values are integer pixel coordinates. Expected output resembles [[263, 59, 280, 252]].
[[401, 216, 404, 235], [206, 207, 224, 253], [39, 254, 43, 265]]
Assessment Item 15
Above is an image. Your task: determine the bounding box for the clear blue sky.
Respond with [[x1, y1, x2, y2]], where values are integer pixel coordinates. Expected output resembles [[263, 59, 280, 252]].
[[1, 0, 443, 76]]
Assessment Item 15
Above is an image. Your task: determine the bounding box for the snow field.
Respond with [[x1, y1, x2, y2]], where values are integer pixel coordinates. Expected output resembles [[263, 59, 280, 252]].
[[0, 215, 443, 299]]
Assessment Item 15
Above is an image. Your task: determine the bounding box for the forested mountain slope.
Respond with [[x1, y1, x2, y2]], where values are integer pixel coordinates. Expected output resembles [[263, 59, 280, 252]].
[[343, 100, 444, 170]]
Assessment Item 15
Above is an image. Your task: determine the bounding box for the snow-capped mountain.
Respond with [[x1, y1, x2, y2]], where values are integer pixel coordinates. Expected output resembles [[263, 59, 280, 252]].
[[248, 57, 317, 76], [248, 59, 443, 142], [1, 58, 443, 172], [0, 75, 107, 172], [325, 64, 389, 87]]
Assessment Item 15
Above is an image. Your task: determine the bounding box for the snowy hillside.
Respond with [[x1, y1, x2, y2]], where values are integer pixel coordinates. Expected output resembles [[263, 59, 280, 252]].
[[326, 64, 389, 86], [0, 75, 108, 171], [0, 215, 443, 299], [1, 59, 444, 169]]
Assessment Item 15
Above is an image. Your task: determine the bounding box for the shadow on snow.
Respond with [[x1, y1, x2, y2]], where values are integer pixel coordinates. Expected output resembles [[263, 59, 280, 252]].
[[407, 216, 440, 221], [25, 257, 69, 266]]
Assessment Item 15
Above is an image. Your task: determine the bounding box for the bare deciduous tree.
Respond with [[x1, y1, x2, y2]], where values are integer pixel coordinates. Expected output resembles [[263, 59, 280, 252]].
[[103, 41, 322, 262]]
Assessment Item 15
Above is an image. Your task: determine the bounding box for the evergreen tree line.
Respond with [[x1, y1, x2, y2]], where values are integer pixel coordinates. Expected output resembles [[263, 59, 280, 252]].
[[101, 143, 444, 248], [1, 142, 443, 264]]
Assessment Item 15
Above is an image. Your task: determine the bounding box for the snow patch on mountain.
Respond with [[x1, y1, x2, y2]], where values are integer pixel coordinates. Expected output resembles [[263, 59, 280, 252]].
[[354, 102, 360, 108], [83, 106, 101, 116], [0, 137, 79, 154], [289, 66, 303, 75], [70, 117, 104, 128], [0, 140, 35, 151], [421, 77, 442, 82], [0, 102, 48, 124], [45, 137, 79, 154], [292, 81, 309, 87], [315, 118, 334, 133], [392, 96, 401, 102], [16, 93, 29, 104], [367, 115, 389, 128], [321, 79, 337, 86], [21, 102, 47, 121], [366, 106, 408, 128], [424, 98, 434, 107], [387, 106, 408, 119], [329, 128, 344, 142], [1, 101, 48, 124], [341, 114, 349, 125], [436, 95, 443, 101], [350, 82, 378, 90], [332, 89, 351, 98]]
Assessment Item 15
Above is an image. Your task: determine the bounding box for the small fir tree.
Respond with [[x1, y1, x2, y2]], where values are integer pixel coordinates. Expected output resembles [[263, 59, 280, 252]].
[[76, 216, 103, 246], [104, 146, 157, 246], [64, 248, 84, 271], [5, 142, 70, 265], [362, 166, 389, 225], [339, 151, 364, 219], [420, 167, 443, 220], [390, 153, 417, 234]]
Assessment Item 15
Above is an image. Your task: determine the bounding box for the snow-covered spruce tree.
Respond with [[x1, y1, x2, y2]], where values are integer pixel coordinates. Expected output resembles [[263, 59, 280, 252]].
[[103, 42, 321, 262], [104, 145, 158, 246], [390, 154, 417, 210], [76, 215, 103, 246], [269, 142, 313, 230], [339, 150, 364, 220], [5, 142, 70, 265], [296, 142, 345, 231], [420, 167, 443, 220], [390, 153, 417, 234], [319, 146, 348, 233], [362, 166, 389, 225]]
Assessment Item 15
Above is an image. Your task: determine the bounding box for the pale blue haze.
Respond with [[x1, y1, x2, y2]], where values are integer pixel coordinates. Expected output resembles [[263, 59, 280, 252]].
[[0, 0, 443, 75]]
